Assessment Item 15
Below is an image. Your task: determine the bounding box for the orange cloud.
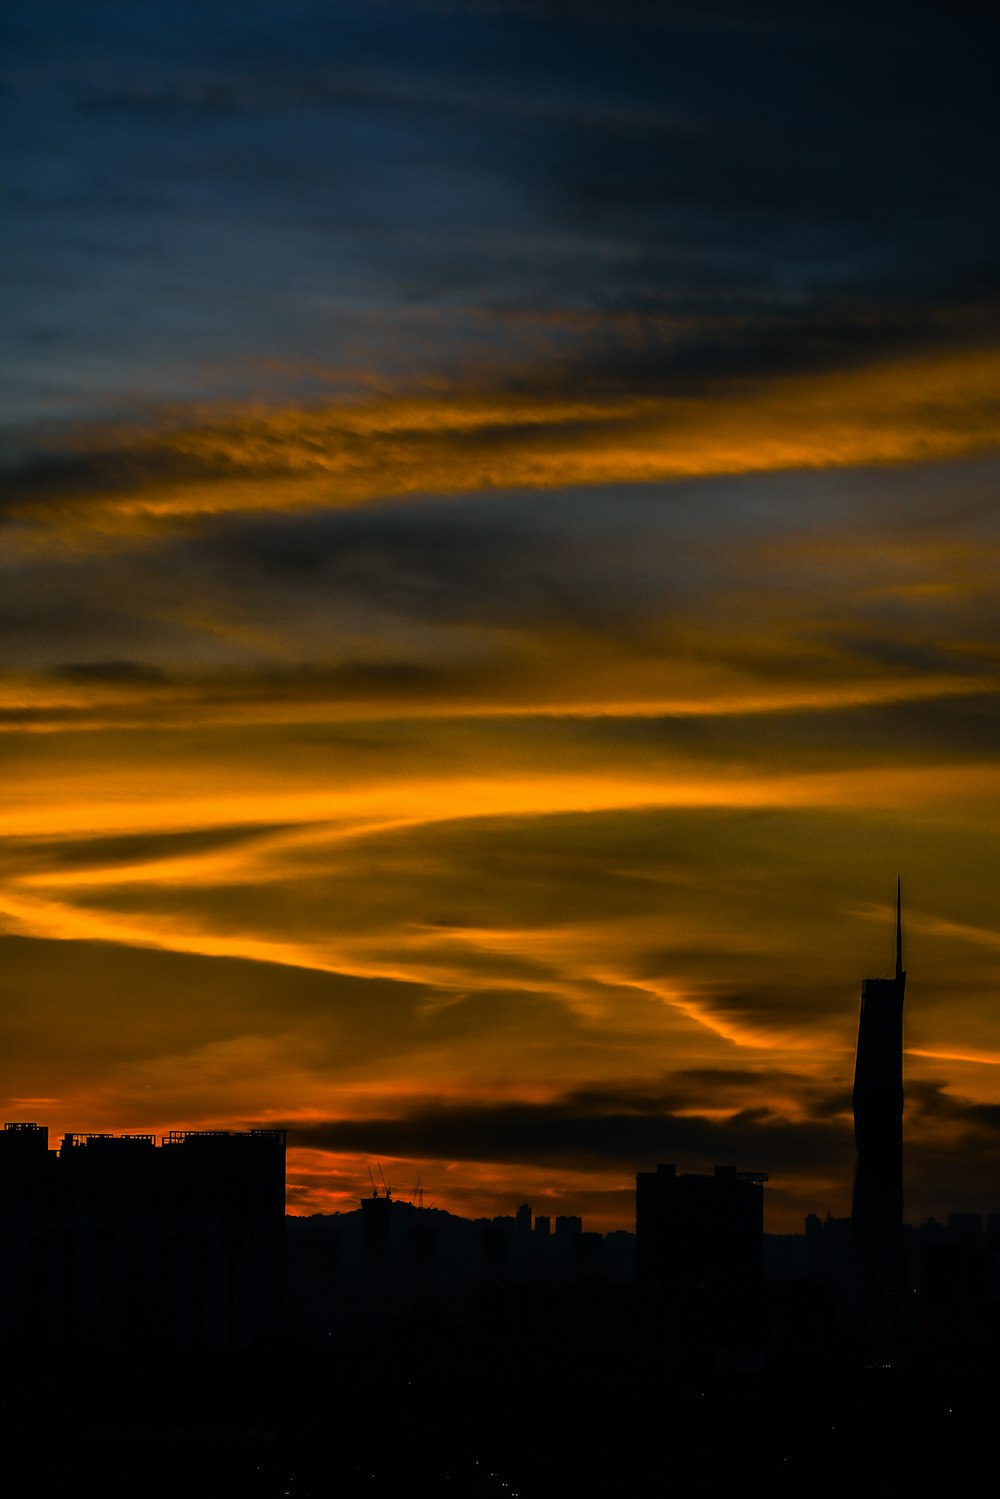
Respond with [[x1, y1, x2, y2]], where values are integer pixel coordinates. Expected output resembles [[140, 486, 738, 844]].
[[5, 759, 1000, 845], [12, 346, 1000, 534], [2, 666, 996, 734]]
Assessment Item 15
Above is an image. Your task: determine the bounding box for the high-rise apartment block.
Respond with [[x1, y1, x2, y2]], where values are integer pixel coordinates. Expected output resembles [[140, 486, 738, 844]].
[[0, 1123, 286, 1351], [635, 1163, 768, 1290]]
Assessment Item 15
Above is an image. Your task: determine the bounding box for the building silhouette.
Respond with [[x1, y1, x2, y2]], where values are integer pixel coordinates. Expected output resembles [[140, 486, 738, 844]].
[[635, 1163, 767, 1291], [634, 1163, 768, 1366], [850, 880, 906, 1330], [0, 1122, 286, 1351]]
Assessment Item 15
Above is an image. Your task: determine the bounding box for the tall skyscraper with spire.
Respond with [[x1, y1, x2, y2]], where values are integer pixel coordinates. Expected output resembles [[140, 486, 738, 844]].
[[850, 879, 906, 1317]]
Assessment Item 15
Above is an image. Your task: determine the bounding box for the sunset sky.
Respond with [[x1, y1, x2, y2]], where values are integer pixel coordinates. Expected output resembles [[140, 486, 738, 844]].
[[4, 1, 1000, 1232]]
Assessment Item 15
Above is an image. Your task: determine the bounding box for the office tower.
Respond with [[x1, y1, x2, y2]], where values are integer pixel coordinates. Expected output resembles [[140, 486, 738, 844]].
[[850, 880, 906, 1310]]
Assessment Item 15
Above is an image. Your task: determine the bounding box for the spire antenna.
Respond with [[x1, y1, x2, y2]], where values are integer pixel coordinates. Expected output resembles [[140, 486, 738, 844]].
[[895, 875, 903, 983]]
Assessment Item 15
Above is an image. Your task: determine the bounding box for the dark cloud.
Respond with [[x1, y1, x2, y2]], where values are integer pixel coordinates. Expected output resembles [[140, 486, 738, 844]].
[[51, 660, 169, 684], [0, 444, 208, 508], [211, 502, 641, 632], [0, 823, 298, 878], [287, 1070, 1000, 1223], [909, 1079, 1000, 1137], [289, 1078, 852, 1176], [524, 295, 1000, 400]]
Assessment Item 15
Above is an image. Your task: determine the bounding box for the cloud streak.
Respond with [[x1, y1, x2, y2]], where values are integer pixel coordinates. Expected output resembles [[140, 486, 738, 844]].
[[8, 348, 1000, 532]]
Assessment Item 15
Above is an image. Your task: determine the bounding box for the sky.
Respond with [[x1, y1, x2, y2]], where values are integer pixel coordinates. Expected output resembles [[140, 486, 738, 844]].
[[3, 0, 1000, 1233]]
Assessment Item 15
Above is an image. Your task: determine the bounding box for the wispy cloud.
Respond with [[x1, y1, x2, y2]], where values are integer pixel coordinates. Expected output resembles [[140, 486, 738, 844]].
[[8, 349, 1000, 533]]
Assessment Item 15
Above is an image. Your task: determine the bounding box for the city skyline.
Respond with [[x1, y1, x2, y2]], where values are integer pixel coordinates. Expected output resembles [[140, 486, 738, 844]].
[[4, 3, 1000, 1233]]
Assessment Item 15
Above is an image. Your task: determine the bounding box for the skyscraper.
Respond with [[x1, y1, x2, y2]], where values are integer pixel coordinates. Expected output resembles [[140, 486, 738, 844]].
[[850, 879, 906, 1317]]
